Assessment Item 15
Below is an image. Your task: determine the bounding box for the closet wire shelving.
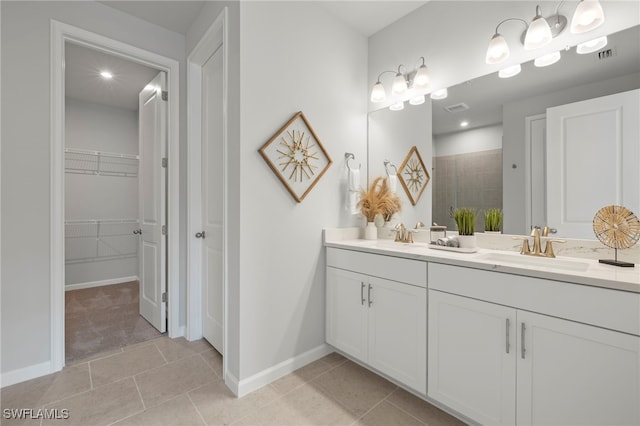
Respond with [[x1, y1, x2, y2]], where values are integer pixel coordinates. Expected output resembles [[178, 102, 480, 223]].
[[65, 219, 139, 264], [65, 148, 139, 177]]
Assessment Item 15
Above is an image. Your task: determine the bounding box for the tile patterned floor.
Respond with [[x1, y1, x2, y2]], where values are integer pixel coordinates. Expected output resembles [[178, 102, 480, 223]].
[[1, 336, 466, 426]]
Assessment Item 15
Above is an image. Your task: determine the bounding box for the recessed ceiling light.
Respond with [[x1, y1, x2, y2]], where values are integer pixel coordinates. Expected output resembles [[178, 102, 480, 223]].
[[460, 121, 469, 128], [100, 71, 113, 80]]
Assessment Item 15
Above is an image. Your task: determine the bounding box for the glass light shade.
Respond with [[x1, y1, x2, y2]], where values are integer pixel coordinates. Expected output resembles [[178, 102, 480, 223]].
[[391, 73, 408, 95], [100, 71, 113, 79], [576, 35, 607, 54], [409, 95, 425, 106], [389, 101, 405, 111], [430, 88, 448, 100], [524, 16, 553, 50], [498, 64, 521, 78], [571, 0, 605, 34], [370, 81, 386, 103], [412, 65, 430, 90], [534, 51, 561, 67], [485, 33, 510, 64]]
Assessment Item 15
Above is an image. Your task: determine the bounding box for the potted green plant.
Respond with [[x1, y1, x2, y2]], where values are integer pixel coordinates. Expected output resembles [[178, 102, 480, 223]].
[[484, 208, 503, 233], [453, 207, 477, 248]]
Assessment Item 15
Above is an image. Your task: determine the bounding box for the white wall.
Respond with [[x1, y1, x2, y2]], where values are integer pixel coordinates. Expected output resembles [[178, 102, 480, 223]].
[[434, 124, 503, 157], [1, 0, 186, 379], [64, 98, 138, 287], [368, 1, 640, 111], [237, 1, 368, 381], [502, 72, 640, 234]]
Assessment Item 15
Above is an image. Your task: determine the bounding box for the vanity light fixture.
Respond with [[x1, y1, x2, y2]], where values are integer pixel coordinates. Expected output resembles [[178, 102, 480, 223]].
[[499, 64, 522, 78], [370, 57, 431, 107], [100, 70, 113, 79], [409, 96, 426, 106], [570, 0, 605, 34], [534, 50, 562, 67], [485, 1, 605, 65], [576, 35, 607, 54], [389, 101, 405, 111], [430, 88, 448, 100], [391, 65, 409, 95]]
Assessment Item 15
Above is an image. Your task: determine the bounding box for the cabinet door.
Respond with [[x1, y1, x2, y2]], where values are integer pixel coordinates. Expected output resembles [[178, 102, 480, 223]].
[[368, 277, 427, 395], [517, 311, 640, 426], [326, 267, 368, 362], [428, 290, 516, 425]]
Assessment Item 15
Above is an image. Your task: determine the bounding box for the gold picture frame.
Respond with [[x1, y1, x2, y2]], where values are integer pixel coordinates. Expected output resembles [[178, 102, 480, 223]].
[[259, 111, 333, 202], [398, 146, 429, 206]]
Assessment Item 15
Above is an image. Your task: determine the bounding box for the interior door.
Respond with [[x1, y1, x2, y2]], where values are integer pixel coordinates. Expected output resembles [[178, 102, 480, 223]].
[[546, 89, 640, 238], [138, 72, 167, 333], [201, 47, 224, 352]]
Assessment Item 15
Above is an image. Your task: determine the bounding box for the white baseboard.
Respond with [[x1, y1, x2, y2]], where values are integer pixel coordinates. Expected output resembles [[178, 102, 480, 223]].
[[171, 325, 186, 338], [225, 371, 240, 397], [235, 343, 332, 397], [65, 276, 139, 291], [1, 361, 54, 388]]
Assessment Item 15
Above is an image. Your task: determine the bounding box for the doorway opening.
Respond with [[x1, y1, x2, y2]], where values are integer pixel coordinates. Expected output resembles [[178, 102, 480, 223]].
[[51, 21, 181, 372]]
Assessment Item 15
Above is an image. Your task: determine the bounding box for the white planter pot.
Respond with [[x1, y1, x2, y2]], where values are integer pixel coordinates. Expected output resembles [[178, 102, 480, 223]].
[[457, 234, 477, 248], [364, 222, 377, 240]]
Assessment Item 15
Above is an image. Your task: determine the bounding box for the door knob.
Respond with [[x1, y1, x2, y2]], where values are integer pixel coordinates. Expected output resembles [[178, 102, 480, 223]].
[[195, 231, 205, 239], [133, 229, 142, 235]]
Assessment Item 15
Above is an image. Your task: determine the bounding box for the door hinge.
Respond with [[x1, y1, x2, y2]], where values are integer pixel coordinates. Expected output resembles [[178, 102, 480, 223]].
[[162, 225, 166, 235], [162, 91, 168, 101], [162, 292, 167, 303], [162, 157, 168, 168]]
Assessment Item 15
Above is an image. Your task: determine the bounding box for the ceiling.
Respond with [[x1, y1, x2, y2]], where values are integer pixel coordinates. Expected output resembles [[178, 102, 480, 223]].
[[97, 1, 207, 34], [432, 24, 640, 136], [65, 42, 159, 110]]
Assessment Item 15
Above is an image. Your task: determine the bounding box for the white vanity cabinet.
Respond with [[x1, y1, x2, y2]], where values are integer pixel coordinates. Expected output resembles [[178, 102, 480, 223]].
[[326, 248, 427, 395], [428, 263, 640, 426]]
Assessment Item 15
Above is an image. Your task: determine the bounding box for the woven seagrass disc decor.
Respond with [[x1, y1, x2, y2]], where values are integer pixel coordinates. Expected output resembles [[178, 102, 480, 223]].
[[592, 205, 640, 267]]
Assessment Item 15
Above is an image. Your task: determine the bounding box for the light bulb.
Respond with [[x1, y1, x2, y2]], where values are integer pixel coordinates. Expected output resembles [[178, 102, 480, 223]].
[[370, 81, 386, 103], [100, 71, 113, 79], [534, 51, 561, 67], [576, 36, 607, 54], [412, 65, 430, 90], [499, 64, 521, 78], [391, 73, 408, 95], [409, 95, 425, 106], [389, 101, 405, 111], [430, 88, 448, 100], [485, 33, 510, 64], [524, 11, 553, 50], [571, 0, 605, 34], [460, 121, 469, 128]]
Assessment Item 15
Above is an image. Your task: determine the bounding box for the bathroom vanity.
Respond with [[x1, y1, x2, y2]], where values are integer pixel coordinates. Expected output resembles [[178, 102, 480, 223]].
[[324, 230, 640, 426]]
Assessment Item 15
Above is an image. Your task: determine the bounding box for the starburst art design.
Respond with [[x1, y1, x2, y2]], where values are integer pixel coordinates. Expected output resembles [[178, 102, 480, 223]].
[[398, 146, 429, 206], [276, 130, 319, 182], [259, 112, 333, 203]]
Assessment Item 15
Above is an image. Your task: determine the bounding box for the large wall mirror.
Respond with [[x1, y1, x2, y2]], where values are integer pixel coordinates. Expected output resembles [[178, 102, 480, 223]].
[[368, 24, 640, 239]]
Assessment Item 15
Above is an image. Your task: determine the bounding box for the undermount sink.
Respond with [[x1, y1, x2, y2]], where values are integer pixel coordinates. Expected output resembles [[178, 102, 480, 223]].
[[477, 252, 590, 272]]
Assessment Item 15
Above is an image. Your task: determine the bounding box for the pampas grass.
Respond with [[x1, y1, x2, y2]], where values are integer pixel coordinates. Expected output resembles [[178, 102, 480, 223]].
[[358, 176, 402, 222]]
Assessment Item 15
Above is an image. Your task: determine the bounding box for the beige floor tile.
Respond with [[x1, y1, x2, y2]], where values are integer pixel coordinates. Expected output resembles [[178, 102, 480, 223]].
[[387, 388, 466, 426], [90, 343, 167, 388], [135, 354, 219, 408], [200, 348, 223, 378], [319, 352, 348, 368], [113, 394, 205, 425], [41, 378, 144, 426], [356, 401, 424, 426], [270, 359, 333, 395], [66, 348, 124, 367], [189, 381, 278, 426], [236, 383, 357, 426], [174, 337, 214, 354], [312, 360, 397, 417], [153, 337, 204, 363]]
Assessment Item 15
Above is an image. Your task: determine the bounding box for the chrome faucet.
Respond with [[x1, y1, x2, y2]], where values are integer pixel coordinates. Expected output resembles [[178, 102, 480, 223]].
[[514, 227, 565, 258]]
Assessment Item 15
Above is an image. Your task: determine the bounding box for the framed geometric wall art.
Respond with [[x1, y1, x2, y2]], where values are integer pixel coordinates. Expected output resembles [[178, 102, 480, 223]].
[[259, 111, 333, 202], [398, 145, 429, 206]]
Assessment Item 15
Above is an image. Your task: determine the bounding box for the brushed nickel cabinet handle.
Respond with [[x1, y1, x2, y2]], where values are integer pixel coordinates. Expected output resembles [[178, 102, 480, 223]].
[[521, 322, 526, 359], [368, 284, 373, 307], [506, 318, 511, 354], [361, 282, 365, 306]]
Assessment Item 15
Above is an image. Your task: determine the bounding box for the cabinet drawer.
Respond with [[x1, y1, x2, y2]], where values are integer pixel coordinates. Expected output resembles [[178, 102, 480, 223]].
[[429, 263, 640, 336], [327, 247, 426, 288]]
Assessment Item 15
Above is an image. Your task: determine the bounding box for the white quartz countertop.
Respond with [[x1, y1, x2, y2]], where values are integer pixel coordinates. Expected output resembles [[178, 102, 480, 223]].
[[325, 237, 640, 294]]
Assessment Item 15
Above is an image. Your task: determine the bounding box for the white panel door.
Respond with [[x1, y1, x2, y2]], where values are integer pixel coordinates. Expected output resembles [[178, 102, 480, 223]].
[[546, 89, 640, 238], [326, 267, 368, 362], [526, 114, 547, 232], [138, 72, 167, 333], [368, 277, 426, 395], [201, 46, 224, 352], [517, 310, 640, 426], [428, 290, 516, 426]]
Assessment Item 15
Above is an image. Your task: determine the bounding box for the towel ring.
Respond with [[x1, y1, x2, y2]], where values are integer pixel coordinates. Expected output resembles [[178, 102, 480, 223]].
[[384, 159, 397, 176], [345, 152, 361, 171]]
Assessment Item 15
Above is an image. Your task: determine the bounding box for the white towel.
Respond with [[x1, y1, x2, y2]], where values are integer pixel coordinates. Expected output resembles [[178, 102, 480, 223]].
[[387, 174, 397, 193], [347, 168, 361, 215]]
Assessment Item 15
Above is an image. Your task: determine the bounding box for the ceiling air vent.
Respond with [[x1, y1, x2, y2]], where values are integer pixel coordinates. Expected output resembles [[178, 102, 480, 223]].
[[444, 102, 470, 113], [596, 47, 617, 61]]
